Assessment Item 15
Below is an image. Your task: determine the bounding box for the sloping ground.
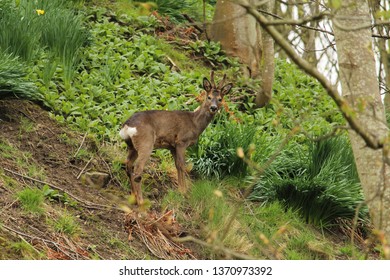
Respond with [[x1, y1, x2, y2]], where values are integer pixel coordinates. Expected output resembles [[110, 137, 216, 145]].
[[0, 99, 196, 260]]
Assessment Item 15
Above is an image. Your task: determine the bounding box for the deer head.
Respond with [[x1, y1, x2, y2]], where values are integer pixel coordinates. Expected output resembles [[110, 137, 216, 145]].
[[202, 71, 233, 114]]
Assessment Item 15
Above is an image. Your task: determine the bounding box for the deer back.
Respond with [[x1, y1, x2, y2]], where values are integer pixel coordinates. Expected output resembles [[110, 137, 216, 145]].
[[120, 71, 233, 150], [121, 110, 201, 149]]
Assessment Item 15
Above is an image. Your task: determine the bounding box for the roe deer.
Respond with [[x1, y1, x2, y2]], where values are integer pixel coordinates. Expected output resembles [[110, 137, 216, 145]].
[[119, 71, 233, 205]]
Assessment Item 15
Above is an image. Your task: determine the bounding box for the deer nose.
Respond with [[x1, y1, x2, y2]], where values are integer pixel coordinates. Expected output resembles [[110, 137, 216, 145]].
[[210, 105, 218, 112]]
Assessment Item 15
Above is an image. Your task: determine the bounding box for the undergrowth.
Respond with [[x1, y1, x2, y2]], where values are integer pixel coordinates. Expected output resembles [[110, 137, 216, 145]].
[[162, 180, 342, 259], [0, 50, 39, 100], [0, 0, 88, 88], [16, 188, 45, 215], [251, 136, 368, 229]]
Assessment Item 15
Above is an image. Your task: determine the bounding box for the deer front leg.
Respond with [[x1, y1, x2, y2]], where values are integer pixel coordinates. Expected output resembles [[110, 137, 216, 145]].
[[172, 146, 187, 194]]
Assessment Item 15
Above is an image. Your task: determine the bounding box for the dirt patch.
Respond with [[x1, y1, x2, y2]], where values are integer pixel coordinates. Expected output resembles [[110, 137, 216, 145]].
[[0, 99, 195, 259]]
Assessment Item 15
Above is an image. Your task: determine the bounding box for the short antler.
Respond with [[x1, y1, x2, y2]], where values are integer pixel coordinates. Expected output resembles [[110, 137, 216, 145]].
[[210, 71, 216, 88], [218, 74, 226, 89]]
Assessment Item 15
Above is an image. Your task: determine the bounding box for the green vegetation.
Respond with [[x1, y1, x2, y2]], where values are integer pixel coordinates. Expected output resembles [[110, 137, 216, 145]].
[[16, 188, 45, 215], [191, 118, 261, 179], [0, 0, 88, 89], [52, 213, 80, 237], [251, 136, 368, 229], [10, 239, 43, 259], [0, 0, 39, 62], [0, 138, 18, 160], [0, 50, 39, 100], [42, 185, 78, 207], [136, 0, 215, 22], [163, 181, 344, 259], [0, 137, 46, 180]]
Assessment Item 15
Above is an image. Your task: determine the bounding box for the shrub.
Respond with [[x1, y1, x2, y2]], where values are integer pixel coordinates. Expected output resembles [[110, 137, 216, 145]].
[[245, 60, 344, 138], [42, 13, 204, 140], [189, 40, 241, 68], [251, 136, 369, 229], [190, 117, 261, 179], [37, 1, 88, 85]]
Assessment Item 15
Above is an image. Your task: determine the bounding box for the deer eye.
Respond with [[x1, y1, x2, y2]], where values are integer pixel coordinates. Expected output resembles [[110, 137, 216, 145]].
[[207, 96, 212, 100], [218, 98, 222, 102]]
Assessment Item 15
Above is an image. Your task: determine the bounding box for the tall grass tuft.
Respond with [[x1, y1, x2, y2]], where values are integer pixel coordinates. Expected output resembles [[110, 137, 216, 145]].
[[38, 4, 88, 86], [0, 50, 40, 100], [251, 136, 369, 229], [190, 118, 259, 179], [16, 188, 45, 215], [162, 180, 254, 255], [0, 0, 40, 62], [53, 213, 80, 237], [0, 0, 88, 86]]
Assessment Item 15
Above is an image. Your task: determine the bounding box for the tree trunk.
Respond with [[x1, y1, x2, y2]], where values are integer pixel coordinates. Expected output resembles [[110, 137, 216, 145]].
[[301, 1, 319, 66], [211, 0, 275, 107], [332, 0, 390, 241], [369, 0, 390, 111], [255, 0, 275, 107], [210, 0, 262, 78]]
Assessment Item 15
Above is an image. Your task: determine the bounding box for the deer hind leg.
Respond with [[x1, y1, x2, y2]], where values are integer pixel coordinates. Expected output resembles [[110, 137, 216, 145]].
[[131, 140, 154, 205], [171, 146, 187, 194], [125, 147, 140, 203]]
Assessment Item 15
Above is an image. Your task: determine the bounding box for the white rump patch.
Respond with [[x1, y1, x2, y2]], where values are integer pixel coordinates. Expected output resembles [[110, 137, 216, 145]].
[[119, 125, 137, 140]]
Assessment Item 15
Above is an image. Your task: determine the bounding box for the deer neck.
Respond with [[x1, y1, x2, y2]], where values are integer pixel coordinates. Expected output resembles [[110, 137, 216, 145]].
[[192, 104, 215, 136]]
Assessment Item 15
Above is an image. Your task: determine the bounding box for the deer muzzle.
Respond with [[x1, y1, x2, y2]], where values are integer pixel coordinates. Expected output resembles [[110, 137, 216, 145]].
[[210, 105, 218, 113]]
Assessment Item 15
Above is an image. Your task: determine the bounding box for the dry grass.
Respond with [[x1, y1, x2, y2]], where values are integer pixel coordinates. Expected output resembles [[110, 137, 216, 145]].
[[125, 209, 196, 259]]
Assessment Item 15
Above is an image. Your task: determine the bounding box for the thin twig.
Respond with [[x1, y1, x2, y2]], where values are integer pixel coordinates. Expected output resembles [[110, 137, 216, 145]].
[[173, 236, 256, 260], [73, 132, 88, 158], [18, 234, 42, 256], [302, 125, 349, 142], [76, 156, 93, 179], [220, 127, 299, 243], [3, 167, 115, 211], [182, 13, 203, 33], [166, 56, 180, 72], [1, 224, 79, 260], [98, 154, 122, 188]]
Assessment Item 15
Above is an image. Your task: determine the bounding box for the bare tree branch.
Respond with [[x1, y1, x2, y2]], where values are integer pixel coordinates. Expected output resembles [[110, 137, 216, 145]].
[[234, 0, 384, 150], [333, 18, 390, 32], [258, 4, 390, 39]]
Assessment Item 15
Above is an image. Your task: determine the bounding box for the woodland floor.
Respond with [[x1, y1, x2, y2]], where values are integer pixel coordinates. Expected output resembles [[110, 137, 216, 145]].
[[0, 99, 198, 260], [0, 99, 381, 260]]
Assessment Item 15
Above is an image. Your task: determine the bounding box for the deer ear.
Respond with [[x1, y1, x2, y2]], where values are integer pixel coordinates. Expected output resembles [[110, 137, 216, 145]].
[[221, 83, 233, 96], [203, 77, 212, 91]]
